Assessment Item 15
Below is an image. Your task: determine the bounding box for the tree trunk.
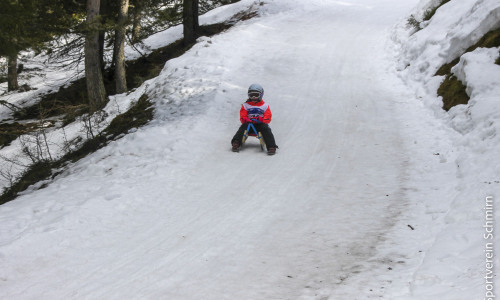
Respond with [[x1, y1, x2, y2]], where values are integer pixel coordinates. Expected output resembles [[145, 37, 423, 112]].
[[7, 54, 19, 92], [8, 0, 20, 92], [132, 7, 142, 44], [193, 0, 199, 33], [85, 0, 107, 112], [183, 0, 197, 45], [114, 0, 129, 94], [98, 0, 107, 72], [98, 31, 106, 72], [130, 0, 144, 44]]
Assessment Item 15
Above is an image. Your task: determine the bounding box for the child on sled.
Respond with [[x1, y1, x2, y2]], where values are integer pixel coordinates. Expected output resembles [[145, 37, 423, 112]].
[[231, 84, 278, 155]]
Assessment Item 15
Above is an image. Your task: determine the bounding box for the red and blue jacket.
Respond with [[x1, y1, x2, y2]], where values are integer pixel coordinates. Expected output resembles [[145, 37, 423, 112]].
[[240, 100, 272, 124]]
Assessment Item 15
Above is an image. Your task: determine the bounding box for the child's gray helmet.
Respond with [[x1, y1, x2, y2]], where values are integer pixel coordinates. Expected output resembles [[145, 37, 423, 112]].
[[248, 83, 264, 101]]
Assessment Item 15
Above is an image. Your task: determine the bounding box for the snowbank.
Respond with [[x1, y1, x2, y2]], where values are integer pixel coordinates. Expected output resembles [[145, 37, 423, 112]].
[[392, 0, 500, 298]]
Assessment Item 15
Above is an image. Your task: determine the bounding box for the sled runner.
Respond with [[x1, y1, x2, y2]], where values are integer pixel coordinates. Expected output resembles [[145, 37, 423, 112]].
[[242, 122, 266, 151]]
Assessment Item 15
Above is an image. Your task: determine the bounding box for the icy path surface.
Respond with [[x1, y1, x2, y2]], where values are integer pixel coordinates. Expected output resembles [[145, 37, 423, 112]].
[[0, 0, 420, 299]]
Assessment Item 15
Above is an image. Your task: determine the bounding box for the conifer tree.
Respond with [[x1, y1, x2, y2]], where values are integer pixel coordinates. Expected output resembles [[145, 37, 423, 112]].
[[0, 0, 37, 91], [0, 0, 80, 91]]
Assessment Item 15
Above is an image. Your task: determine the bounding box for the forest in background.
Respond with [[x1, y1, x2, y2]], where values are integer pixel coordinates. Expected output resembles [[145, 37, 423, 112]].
[[0, 0, 238, 105]]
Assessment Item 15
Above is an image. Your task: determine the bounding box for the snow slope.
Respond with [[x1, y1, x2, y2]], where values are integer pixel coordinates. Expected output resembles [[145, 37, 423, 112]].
[[0, 1, 267, 190], [0, 0, 497, 299], [391, 0, 500, 299]]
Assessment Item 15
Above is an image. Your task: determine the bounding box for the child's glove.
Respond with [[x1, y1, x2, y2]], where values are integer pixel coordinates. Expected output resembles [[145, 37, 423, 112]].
[[252, 116, 264, 123], [241, 117, 252, 124]]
